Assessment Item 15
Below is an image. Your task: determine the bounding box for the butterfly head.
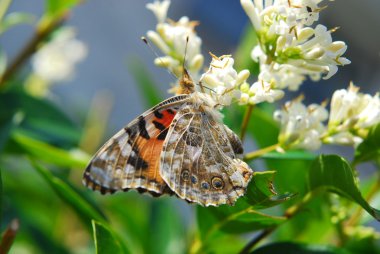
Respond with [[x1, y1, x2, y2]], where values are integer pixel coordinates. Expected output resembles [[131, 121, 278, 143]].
[[177, 68, 195, 94]]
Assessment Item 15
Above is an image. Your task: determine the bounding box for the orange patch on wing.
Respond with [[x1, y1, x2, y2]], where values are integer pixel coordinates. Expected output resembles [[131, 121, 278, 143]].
[[139, 138, 166, 185], [135, 109, 177, 188]]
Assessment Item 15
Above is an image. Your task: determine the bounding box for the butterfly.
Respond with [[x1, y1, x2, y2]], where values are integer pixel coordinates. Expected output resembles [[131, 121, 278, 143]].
[[83, 70, 253, 206]]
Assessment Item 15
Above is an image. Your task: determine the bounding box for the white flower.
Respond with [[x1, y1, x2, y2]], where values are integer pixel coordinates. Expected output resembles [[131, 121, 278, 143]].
[[243, 80, 284, 105], [328, 84, 361, 129], [32, 27, 87, 83], [240, 0, 350, 91], [146, 0, 171, 23], [274, 98, 328, 150], [325, 83, 380, 146], [324, 132, 363, 147], [355, 93, 380, 129], [200, 54, 250, 106], [146, 1, 203, 82]]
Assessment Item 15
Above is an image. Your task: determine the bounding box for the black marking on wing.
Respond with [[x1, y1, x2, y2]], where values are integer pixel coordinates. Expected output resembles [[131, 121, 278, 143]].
[[138, 116, 150, 139], [154, 109, 163, 119], [157, 128, 169, 140], [152, 120, 166, 131], [125, 127, 137, 139], [127, 155, 149, 170]]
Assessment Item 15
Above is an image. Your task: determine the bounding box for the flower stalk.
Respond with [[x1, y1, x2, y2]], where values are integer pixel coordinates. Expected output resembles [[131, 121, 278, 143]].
[[0, 15, 65, 88], [240, 104, 254, 141], [244, 143, 280, 161]]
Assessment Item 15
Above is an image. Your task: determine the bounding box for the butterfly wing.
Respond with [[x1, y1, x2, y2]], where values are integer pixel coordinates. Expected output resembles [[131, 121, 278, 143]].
[[159, 102, 253, 206], [83, 95, 189, 195]]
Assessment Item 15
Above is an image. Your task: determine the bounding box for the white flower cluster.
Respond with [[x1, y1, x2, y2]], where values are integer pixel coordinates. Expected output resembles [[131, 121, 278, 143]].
[[32, 27, 87, 83], [324, 83, 380, 146], [241, 0, 350, 92], [146, 0, 203, 79], [274, 97, 328, 150], [240, 79, 284, 105], [200, 54, 250, 106], [274, 84, 380, 150]]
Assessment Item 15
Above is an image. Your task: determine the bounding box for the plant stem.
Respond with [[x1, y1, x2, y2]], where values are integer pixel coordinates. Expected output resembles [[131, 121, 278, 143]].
[[243, 143, 279, 162], [238, 192, 315, 253], [239, 228, 275, 254], [0, 15, 64, 88], [0, 219, 19, 254], [240, 105, 254, 141]]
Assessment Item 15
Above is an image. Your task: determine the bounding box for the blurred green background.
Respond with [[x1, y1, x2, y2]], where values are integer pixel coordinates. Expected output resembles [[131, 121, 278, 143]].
[[1, 1, 380, 254]]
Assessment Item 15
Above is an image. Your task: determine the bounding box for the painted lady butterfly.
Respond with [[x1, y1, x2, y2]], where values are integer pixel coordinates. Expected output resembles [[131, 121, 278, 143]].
[[83, 70, 253, 206]]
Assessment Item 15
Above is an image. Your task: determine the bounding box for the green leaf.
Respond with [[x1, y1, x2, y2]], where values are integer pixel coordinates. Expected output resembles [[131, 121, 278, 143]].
[[199, 206, 285, 235], [243, 171, 295, 209], [44, 0, 80, 16], [128, 57, 163, 107], [354, 123, 380, 165], [235, 25, 259, 75], [249, 104, 279, 147], [0, 167, 2, 229], [223, 103, 279, 147], [197, 171, 291, 239], [0, 108, 17, 153], [148, 200, 186, 254], [12, 130, 89, 168], [343, 226, 380, 254], [0, 12, 36, 34], [31, 161, 107, 230], [309, 154, 380, 221], [92, 220, 129, 254], [222, 103, 279, 148], [251, 242, 351, 254]]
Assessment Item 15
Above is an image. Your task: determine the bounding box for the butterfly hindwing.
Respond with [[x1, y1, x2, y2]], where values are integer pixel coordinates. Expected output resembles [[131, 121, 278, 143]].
[[83, 95, 190, 195], [159, 96, 253, 206]]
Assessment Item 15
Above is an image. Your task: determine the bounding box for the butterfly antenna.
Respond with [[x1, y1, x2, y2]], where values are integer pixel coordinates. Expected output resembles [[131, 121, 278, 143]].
[[182, 36, 206, 93], [182, 36, 189, 72], [141, 36, 178, 81], [201, 84, 215, 93]]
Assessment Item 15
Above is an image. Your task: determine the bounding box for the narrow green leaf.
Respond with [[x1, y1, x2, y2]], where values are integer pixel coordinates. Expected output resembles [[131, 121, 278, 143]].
[[354, 123, 380, 164], [0, 89, 81, 147], [44, 0, 80, 16], [128, 57, 163, 107], [12, 130, 89, 168], [92, 220, 129, 254], [0, 12, 36, 34], [0, 49, 6, 75], [309, 154, 380, 221], [251, 242, 351, 254], [31, 161, 107, 230], [0, 0, 13, 22]]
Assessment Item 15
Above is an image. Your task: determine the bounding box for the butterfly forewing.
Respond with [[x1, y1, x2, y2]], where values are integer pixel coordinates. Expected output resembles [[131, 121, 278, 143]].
[[83, 95, 190, 195], [159, 96, 253, 206]]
